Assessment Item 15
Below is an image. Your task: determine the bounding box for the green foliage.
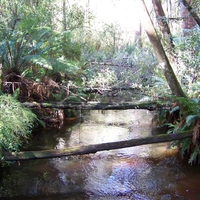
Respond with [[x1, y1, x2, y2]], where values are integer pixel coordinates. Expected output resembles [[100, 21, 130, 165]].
[[167, 97, 200, 164], [150, 65, 170, 96], [49, 31, 82, 61], [51, 57, 80, 74], [175, 28, 200, 98], [0, 0, 86, 82], [180, 138, 192, 155], [185, 115, 198, 127], [189, 148, 200, 164], [82, 23, 124, 61], [65, 4, 87, 30], [0, 28, 53, 74], [87, 68, 117, 88], [83, 40, 157, 90], [0, 0, 91, 104], [0, 94, 39, 153], [0, 0, 56, 33]]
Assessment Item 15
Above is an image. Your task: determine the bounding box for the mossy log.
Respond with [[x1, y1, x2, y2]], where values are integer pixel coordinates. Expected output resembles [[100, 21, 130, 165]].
[[3, 131, 192, 161], [22, 101, 169, 110], [82, 86, 142, 93]]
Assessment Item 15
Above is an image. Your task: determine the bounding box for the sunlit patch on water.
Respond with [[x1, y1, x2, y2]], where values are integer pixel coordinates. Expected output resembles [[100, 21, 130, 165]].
[[68, 125, 129, 146], [84, 156, 150, 196]]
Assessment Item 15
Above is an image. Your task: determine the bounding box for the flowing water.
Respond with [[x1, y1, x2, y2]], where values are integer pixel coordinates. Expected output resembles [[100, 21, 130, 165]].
[[1, 110, 200, 200]]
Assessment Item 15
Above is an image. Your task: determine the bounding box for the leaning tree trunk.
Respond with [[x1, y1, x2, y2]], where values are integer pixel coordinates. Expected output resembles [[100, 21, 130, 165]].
[[152, 0, 180, 75], [0, 63, 3, 91], [152, 0, 175, 49], [140, 0, 186, 99], [181, 0, 200, 29]]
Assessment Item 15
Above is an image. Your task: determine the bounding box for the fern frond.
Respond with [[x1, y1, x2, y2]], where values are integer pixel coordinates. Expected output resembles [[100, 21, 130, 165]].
[[189, 148, 200, 165], [0, 94, 39, 152], [51, 57, 80, 74], [23, 55, 53, 70]]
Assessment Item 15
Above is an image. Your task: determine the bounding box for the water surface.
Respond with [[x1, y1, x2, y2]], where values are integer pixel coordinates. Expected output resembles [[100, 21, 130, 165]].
[[1, 110, 200, 200]]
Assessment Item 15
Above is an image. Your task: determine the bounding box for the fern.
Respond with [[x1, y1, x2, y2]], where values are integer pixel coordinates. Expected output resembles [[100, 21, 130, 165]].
[[181, 138, 192, 155], [185, 115, 198, 127], [0, 28, 53, 73], [52, 57, 79, 74], [167, 96, 200, 164], [23, 55, 53, 70], [170, 105, 180, 114], [189, 148, 200, 165], [0, 94, 39, 154]]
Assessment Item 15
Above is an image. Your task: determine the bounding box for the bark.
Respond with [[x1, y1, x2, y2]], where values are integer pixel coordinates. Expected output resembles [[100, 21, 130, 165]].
[[152, 0, 180, 75], [63, 0, 67, 31], [22, 101, 169, 111], [140, 0, 186, 98], [152, 0, 175, 49], [0, 64, 3, 91], [3, 131, 193, 161], [181, 0, 200, 28]]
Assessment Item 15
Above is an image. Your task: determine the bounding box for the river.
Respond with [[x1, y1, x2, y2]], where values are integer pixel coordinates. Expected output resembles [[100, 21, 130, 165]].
[[0, 110, 200, 200]]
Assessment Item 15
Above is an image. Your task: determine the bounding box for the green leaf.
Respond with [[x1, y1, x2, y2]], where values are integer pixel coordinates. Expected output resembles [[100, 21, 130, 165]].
[[170, 106, 179, 114], [189, 149, 200, 164], [0, 94, 39, 152], [13, 88, 20, 100], [181, 138, 191, 155], [23, 55, 53, 70], [185, 115, 197, 127]]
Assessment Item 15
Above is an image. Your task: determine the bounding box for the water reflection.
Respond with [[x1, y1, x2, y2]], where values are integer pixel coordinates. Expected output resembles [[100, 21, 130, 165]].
[[1, 110, 200, 200]]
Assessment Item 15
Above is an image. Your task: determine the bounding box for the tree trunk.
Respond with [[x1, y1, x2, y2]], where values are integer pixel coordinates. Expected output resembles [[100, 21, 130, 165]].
[[152, 0, 181, 75], [22, 101, 169, 110], [0, 64, 3, 91], [63, 0, 67, 31], [181, 0, 200, 32], [3, 131, 192, 161], [140, 0, 186, 99], [152, 0, 174, 49]]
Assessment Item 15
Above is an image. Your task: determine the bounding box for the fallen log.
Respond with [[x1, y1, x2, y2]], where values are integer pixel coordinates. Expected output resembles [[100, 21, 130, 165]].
[[3, 131, 192, 161], [22, 101, 169, 110], [82, 86, 142, 93]]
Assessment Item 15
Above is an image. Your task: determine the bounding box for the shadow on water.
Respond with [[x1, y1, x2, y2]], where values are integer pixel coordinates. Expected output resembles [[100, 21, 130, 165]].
[[1, 110, 200, 200]]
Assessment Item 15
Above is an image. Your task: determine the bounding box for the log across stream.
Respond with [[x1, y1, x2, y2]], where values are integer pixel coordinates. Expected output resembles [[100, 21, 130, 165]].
[[2, 101, 188, 161], [22, 101, 170, 110], [4, 131, 192, 161]]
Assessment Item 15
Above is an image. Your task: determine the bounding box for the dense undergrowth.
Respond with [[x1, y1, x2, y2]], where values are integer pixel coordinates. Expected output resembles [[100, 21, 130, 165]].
[[0, 94, 41, 155]]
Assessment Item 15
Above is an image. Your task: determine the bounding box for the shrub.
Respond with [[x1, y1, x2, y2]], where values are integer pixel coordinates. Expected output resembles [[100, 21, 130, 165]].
[[0, 94, 38, 154]]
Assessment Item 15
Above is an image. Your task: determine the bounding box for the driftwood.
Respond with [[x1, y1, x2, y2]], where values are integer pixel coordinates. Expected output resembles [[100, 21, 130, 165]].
[[3, 131, 192, 161], [22, 101, 169, 111]]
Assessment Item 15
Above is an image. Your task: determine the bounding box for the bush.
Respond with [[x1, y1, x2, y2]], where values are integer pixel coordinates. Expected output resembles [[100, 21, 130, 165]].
[[0, 94, 38, 154], [175, 28, 200, 98]]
